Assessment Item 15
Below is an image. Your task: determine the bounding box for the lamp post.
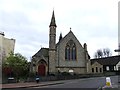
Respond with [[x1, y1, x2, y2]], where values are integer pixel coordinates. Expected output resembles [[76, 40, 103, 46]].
[[114, 47, 120, 83], [114, 49, 120, 52], [114, 44, 120, 52]]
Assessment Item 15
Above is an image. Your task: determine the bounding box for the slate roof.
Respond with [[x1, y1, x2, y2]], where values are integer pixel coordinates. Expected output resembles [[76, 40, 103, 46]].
[[32, 48, 49, 58], [91, 55, 120, 65]]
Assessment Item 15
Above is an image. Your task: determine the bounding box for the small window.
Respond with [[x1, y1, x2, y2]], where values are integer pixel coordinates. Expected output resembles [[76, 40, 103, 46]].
[[118, 66, 120, 71], [114, 66, 116, 71], [96, 67, 98, 72], [100, 68, 102, 72], [106, 66, 109, 71], [92, 68, 94, 72]]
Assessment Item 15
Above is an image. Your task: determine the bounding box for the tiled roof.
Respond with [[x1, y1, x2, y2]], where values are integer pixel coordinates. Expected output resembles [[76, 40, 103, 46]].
[[91, 55, 120, 65]]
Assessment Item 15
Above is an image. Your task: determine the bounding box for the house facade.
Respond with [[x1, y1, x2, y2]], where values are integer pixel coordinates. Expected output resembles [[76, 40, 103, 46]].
[[91, 61, 103, 73], [91, 55, 120, 73], [0, 32, 15, 61]]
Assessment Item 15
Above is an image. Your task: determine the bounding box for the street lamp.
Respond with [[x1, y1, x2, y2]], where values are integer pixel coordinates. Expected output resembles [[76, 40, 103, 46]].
[[114, 47, 120, 83], [114, 49, 120, 52], [114, 44, 120, 52]]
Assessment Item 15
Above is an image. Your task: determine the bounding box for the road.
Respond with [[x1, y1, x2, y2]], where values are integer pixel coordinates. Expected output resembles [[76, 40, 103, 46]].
[[32, 76, 118, 88], [2, 76, 119, 90]]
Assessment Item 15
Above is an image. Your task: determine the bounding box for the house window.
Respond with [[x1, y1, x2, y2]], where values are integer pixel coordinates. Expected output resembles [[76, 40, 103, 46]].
[[118, 67, 120, 71], [114, 66, 116, 71], [65, 40, 76, 61], [106, 66, 109, 71], [96, 67, 98, 72], [100, 68, 102, 72], [92, 68, 94, 72]]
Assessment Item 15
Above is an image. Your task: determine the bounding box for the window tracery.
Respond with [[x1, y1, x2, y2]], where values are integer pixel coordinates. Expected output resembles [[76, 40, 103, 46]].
[[65, 40, 76, 60]]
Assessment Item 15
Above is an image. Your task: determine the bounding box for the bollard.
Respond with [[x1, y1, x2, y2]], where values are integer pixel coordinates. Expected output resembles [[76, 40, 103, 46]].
[[102, 77, 113, 90], [106, 77, 112, 87]]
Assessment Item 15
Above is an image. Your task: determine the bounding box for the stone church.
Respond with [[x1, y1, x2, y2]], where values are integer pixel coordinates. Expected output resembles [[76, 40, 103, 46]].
[[30, 11, 91, 76]]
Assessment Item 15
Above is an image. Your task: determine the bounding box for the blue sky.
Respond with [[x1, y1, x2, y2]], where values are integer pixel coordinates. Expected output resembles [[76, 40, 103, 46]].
[[0, 0, 119, 61]]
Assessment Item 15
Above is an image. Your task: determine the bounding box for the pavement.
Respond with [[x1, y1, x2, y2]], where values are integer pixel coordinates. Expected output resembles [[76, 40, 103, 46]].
[[1, 80, 65, 89]]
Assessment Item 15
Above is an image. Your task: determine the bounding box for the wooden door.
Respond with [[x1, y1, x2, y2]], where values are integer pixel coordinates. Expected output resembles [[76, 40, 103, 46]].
[[38, 64, 46, 76]]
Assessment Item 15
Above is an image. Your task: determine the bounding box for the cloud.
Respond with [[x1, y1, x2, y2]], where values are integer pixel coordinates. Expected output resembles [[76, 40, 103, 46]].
[[0, 0, 119, 60], [0, 11, 32, 26]]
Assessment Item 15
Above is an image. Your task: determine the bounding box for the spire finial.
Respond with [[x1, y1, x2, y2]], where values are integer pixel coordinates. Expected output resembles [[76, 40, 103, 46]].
[[49, 10, 57, 27], [70, 27, 71, 31]]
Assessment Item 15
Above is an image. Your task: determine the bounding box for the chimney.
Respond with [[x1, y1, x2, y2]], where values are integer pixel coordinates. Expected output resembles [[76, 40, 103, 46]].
[[0, 31, 5, 36]]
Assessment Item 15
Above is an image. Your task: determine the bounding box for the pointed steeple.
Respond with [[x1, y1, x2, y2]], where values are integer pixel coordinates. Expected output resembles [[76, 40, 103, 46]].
[[49, 10, 57, 27], [59, 32, 62, 41]]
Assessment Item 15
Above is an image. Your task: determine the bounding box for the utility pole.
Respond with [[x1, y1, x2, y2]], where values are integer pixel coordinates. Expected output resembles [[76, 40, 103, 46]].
[[114, 44, 120, 83], [0, 46, 2, 85], [114, 49, 120, 52], [114, 44, 120, 53]]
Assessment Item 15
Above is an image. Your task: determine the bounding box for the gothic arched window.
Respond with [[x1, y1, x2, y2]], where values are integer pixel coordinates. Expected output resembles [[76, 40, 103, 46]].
[[65, 46, 70, 60], [72, 46, 76, 60], [65, 40, 76, 60]]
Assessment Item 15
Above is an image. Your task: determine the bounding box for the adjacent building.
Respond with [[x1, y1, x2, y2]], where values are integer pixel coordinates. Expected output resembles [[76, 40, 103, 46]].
[[91, 55, 120, 73], [0, 32, 15, 61]]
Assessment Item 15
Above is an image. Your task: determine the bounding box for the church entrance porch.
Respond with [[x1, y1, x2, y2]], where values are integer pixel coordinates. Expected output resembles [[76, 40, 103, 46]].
[[37, 59, 47, 76]]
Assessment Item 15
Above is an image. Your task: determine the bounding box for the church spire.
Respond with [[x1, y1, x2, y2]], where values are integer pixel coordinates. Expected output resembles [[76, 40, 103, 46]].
[[49, 10, 57, 27], [59, 32, 62, 41]]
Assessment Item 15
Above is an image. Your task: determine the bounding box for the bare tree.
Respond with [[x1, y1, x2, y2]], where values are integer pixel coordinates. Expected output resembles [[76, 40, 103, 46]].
[[103, 48, 112, 57], [94, 48, 112, 58], [94, 49, 103, 58]]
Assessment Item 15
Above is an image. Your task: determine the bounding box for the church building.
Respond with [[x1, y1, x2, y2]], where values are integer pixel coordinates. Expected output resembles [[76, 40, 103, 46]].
[[30, 11, 91, 76]]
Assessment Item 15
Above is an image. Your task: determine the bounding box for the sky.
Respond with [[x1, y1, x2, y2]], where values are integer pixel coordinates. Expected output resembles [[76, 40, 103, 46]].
[[0, 0, 119, 61]]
